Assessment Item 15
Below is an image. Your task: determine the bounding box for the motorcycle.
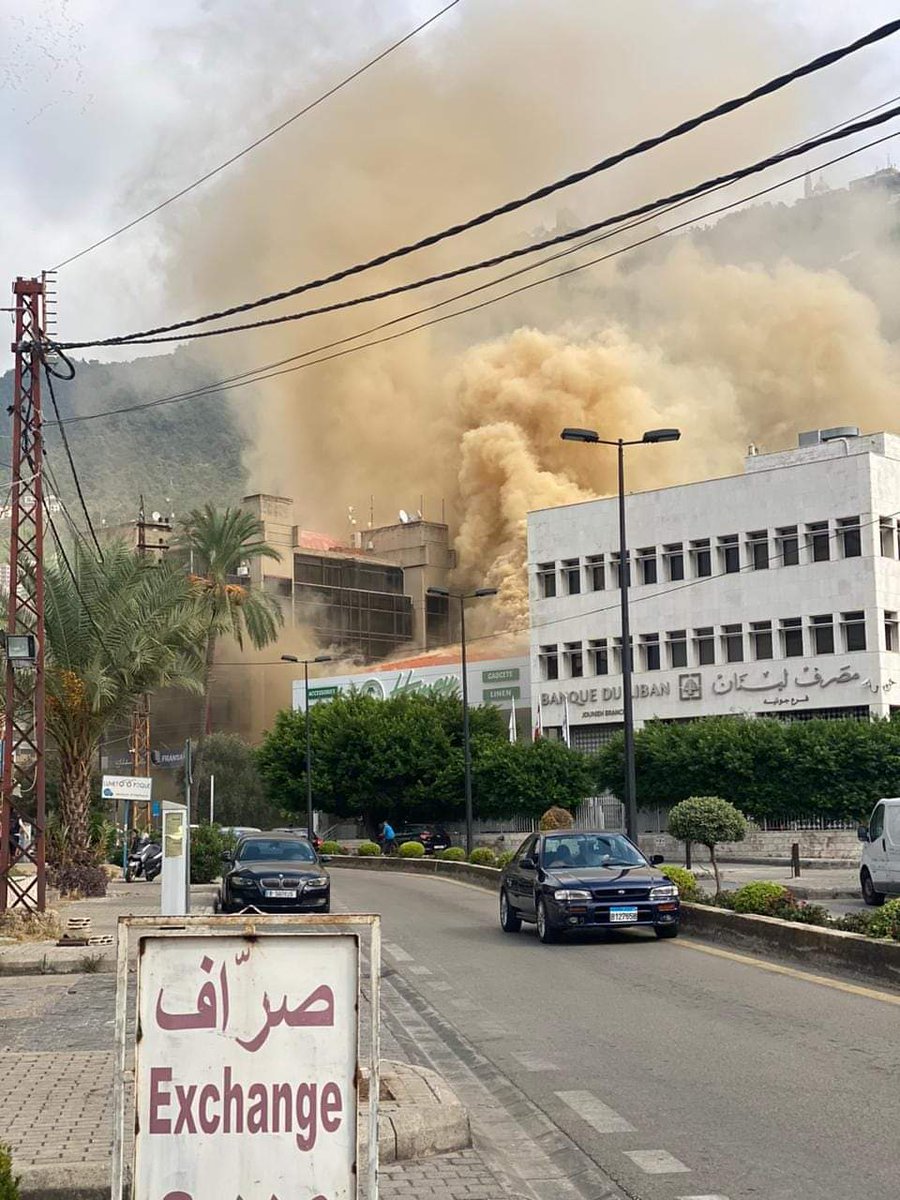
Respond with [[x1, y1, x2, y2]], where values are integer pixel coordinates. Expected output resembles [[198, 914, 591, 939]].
[[125, 837, 162, 882]]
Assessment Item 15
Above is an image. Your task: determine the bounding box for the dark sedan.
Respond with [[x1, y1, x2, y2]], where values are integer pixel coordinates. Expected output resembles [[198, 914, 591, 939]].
[[216, 834, 331, 914], [395, 825, 453, 855], [499, 830, 680, 944]]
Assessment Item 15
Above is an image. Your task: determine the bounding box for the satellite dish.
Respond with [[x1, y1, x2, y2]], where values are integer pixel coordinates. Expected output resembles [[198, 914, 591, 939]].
[[151, 511, 161, 522], [398, 510, 410, 524]]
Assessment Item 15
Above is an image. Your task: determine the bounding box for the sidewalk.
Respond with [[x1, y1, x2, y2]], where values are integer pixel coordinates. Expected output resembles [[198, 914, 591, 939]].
[[690, 861, 860, 899]]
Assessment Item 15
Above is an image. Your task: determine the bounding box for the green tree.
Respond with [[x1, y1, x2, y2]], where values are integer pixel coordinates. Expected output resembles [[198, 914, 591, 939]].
[[175, 505, 283, 810], [473, 737, 598, 820], [45, 543, 205, 866], [667, 796, 747, 893], [179, 732, 283, 829]]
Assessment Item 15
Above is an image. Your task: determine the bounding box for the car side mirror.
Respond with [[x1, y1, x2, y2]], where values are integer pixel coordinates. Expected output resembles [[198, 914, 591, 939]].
[[650, 854, 665, 865], [519, 857, 536, 870], [857, 824, 870, 842]]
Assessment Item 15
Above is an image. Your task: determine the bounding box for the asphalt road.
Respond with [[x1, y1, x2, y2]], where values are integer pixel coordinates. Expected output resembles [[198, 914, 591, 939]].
[[333, 867, 899, 1200]]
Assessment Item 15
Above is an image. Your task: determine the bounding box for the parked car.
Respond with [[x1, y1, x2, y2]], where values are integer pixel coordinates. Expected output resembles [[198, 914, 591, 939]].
[[216, 833, 331, 914], [394, 825, 453, 855], [499, 830, 680, 944], [858, 798, 900, 904], [273, 826, 322, 852], [220, 825, 261, 841]]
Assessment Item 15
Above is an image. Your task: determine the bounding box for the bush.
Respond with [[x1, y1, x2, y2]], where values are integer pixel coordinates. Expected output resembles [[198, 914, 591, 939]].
[[357, 841, 382, 856], [668, 796, 747, 893], [867, 897, 900, 940], [439, 847, 466, 861], [768, 899, 831, 926], [469, 847, 497, 867], [320, 840, 348, 856], [398, 840, 426, 858], [190, 823, 236, 885], [48, 862, 108, 898], [831, 910, 877, 936], [659, 864, 700, 901], [539, 806, 575, 831], [0, 1142, 20, 1200], [730, 881, 791, 914], [495, 850, 515, 869]]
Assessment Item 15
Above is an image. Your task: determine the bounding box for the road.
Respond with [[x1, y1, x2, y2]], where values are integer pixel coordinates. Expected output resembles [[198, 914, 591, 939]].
[[333, 867, 899, 1200]]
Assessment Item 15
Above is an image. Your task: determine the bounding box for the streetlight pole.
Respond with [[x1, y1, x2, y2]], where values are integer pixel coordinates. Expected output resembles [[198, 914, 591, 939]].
[[560, 427, 681, 842], [281, 654, 333, 839], [427, 586, 497, 856]]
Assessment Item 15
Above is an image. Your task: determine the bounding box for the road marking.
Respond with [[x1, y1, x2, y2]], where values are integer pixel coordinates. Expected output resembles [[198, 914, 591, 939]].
[[674, 939, 900, 1007], [555, 1090, 635, 1133], [383, 943, 413, 962], [408, 964, 432, 976], [450, 997, 477, 1010], [678, 1195, 730, 1199], [624, 1149, 690, 1174], [429, 980, 452, 992], [510, 1051, 558, 1072]]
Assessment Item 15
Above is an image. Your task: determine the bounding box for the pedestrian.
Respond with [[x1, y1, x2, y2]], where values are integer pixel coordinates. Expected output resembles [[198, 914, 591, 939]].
[[380, 819, 397, 855], [7, 806, 21, 862]]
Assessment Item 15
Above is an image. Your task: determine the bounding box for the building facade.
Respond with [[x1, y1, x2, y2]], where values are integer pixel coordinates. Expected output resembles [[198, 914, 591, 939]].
[[528, 430, 900, 750]]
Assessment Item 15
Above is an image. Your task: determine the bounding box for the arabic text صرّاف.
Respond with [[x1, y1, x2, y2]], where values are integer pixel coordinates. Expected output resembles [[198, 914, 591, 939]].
[[711, 665, 861, 697]]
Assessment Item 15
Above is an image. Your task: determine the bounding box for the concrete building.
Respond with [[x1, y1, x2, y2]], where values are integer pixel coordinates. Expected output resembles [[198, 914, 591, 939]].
[[528, 428, 900, 750]]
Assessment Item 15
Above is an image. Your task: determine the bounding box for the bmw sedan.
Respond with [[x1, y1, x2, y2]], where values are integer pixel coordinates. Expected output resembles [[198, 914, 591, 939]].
[[216, 834, 331, 914], [499, 830, 680, 944]]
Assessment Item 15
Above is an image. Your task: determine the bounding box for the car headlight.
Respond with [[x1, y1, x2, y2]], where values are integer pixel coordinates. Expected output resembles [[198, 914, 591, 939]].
[[650, 884, 679, 900], [554, 889, 591, 901], [230, 874, 255, 887], [307, 875, 329, 888]]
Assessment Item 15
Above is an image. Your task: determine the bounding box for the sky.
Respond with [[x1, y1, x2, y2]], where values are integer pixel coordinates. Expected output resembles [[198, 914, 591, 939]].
[[1, 0, 899, 375]]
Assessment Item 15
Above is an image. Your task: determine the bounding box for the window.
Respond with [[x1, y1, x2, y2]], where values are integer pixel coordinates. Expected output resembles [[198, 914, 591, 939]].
[[810, 614, 835, 655], [691, 538, 712, 578], [610, 552, 630, 588], [885, 611, 899, 653], [748, 530, 769, 571], [612, 636, 632, 673], [719, 534, 740, 574], [637, 548, 658, 585], [776, 525, 800, 567], [667, 629, 688, 668], [588, 637, 609, 675], [563, 640, 584, 677], [694, 626, 715, 666], [780, 617, 804, 658], [722, 623, 744, 663], [841, 610, 867, 652], [807, 521, 830, 563], [539, 644, 559, 680], [750, 620, 773, 660], [586, 554, 605, 591], [663, 542, 684, 581], [881, 518, 896, 558], [837, 516, 861, 559], [537, 562, 556, 598], [561, 558, 581, 595], [869, 803, 885, 842], [641, 633, 661, 671]]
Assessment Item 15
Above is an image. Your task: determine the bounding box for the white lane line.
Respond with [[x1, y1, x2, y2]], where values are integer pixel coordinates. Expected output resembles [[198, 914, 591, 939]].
[[429, 980, 452, 992], [510, 1051, 558, 1072], [408, 964, 432, 976], [450, 997, 478, 1010], [555, 1090, 635, 1134], [383, 943, 413, 962], [624, 1149, 690, 1174], [678, 1195, 730, 1199]]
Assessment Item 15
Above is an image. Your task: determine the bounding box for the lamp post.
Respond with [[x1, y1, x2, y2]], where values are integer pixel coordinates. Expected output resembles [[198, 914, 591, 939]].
[[426, 586, 498, 856], [560, 427, 681, 842], [281, 654, 334, 840]]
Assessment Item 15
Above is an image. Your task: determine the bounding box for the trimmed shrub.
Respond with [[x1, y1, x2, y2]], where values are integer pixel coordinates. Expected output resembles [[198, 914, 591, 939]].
[[668, 796, 747, 893], [320, 840, 347, 856], [0, 1142, 20, 1200], [867, 897, 900, 940], [659, 864, 700, 902], [357, 841, 382, 856], [398, 840, 426, 858], [48, 862, 108, 898], [495, 850, 515, 869], [730, 881, 791, 915], [190, 823, 237, 885], [438, 847, 466, 861], [539, 806, 575, 831], [469, 847, 497, 867]]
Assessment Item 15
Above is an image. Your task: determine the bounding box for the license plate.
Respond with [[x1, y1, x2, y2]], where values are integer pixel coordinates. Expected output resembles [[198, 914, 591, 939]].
[[264, 889, 297, 899], [609, 906, 638, 923]]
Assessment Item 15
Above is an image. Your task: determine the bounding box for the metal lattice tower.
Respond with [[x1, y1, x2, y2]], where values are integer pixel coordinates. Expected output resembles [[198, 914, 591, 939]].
[[0, 278, 47, 913]]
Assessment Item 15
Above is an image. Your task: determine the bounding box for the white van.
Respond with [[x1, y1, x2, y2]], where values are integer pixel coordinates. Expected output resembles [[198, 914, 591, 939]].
[[858, 798, 900, 905]]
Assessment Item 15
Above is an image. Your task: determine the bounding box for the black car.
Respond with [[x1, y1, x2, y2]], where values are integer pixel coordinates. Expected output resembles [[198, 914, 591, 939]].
[[394, 825, 453, 855], [499, 830, 680, 944], [273, 826, 322, 852], [216, 834, 331, 914]]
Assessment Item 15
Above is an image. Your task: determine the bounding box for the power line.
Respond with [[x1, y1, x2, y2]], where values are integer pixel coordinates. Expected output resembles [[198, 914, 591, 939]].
[[56, 16, 900, 349], [48, 0, 462, 271], [50, 121, 900, 427]]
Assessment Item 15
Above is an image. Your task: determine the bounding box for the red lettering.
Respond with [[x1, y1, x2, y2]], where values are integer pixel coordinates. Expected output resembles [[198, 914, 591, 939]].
[[246, 1082, 268, 1133], [198, 1083, 220, 1134], [294, 1083, 317, 1151], [173, 1085, 198, 1134], [222, 1066, 242, 1133], [149, 1067, 172, 1134], [321, 1082, 342, 1134]]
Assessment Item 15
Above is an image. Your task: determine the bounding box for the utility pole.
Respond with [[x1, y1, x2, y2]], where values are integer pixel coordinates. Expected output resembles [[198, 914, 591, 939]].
[[0, 278, 47, 913]]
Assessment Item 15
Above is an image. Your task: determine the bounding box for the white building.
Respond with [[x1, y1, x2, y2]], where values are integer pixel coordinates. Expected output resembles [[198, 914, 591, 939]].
[[528, 428, 900, 750]]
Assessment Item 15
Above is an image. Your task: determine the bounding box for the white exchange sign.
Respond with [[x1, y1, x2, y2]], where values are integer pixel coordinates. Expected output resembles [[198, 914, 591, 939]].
[[132, 932, 359, 1200], [102, 774, 153, 801]]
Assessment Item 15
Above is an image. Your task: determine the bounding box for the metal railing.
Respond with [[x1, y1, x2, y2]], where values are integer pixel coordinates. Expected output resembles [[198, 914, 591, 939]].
[[573, 796, 626, 832]]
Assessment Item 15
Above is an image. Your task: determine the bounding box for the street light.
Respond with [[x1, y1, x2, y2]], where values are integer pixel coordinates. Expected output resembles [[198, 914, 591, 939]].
[[560, 426, 681, 842], [281, 654, 334, 840], [426, 585, 498, 855]]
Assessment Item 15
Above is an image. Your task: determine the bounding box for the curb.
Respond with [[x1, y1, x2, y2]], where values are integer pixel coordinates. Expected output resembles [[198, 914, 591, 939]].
[[0, 945, 116, 976], [329, 854, 499, 892]]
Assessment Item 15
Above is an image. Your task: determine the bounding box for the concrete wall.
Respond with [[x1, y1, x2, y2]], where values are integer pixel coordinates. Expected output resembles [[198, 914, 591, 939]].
[[639, 829, 861, 863]]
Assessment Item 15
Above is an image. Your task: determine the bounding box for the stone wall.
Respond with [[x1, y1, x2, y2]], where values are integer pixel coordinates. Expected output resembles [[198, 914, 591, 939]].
[[639, 829, 861, 863]]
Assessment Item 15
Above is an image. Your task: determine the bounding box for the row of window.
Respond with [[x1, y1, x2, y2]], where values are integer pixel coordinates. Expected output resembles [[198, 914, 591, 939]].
[[538, 609, 885, 679], [533, 514, 898, 599]]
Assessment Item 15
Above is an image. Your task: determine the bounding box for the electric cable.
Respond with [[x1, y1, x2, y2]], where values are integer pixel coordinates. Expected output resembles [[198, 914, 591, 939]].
[[42, 454, 107, 562], [56, 16, 900, 349], [48, 0, 462, 271]]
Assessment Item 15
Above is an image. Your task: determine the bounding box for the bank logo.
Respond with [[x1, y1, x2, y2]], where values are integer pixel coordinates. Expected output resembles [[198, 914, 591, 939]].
[[679, 672, 702, 701]]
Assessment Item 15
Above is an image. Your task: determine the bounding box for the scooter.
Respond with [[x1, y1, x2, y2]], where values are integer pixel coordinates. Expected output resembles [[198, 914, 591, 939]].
[[125, 837, 163, 882]]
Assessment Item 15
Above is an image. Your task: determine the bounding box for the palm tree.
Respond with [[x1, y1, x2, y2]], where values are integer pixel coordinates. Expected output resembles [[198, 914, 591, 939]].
[[45, 542, 206, 863], [175, 505, 283, 810]]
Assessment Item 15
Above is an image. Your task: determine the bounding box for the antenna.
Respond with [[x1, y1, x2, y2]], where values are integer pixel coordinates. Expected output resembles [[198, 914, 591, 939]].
[[398, 510, 410, 524]]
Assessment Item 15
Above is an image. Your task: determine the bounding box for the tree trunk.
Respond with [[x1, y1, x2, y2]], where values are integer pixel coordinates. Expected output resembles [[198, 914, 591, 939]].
[[57, 742, 96, 865], [191, 629, 217, 819], [709, 843, 721, 895]]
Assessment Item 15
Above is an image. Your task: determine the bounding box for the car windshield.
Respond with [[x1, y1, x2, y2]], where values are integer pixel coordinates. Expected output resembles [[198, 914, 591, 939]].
[[541, 833, 646, 869], [235, 839, 316, 863]]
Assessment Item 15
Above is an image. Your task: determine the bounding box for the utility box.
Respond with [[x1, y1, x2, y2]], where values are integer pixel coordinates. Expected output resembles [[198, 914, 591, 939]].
[[160, 801, 190, 916]]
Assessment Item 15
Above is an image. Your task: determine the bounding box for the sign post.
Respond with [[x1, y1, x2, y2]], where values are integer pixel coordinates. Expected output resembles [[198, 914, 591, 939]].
[[103, 775, 153, 876], [114, 915, 379, 1200]]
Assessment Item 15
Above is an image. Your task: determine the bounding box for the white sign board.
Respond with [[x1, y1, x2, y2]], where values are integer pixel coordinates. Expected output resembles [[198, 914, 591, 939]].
[[130, 930, 360, 1200], [102, 774, 153, 801]]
